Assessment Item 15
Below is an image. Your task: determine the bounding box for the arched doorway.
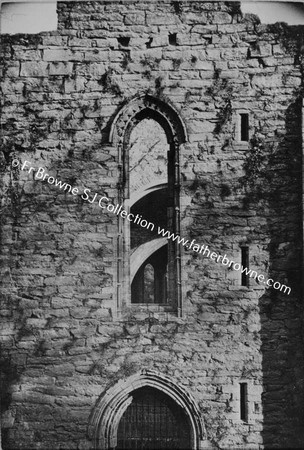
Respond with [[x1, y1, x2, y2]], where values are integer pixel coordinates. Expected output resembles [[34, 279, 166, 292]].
[[116, 386, 191, 449], [87, 370, 205, 450]]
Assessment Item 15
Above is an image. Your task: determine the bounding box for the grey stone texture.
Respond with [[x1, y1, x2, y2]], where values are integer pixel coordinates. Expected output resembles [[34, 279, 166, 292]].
[[0, 1, 304, 449]]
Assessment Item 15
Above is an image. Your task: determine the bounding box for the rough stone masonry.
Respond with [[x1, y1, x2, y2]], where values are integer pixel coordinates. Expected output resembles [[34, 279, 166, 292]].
[[0, 1, 304, 449]]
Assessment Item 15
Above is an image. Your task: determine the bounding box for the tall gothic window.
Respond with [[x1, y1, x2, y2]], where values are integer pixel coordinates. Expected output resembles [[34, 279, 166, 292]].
[[113, 96, 186, 316], [126, 117, 175, 306]]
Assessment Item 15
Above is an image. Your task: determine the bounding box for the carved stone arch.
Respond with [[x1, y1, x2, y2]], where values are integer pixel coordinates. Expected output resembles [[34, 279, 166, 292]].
[[130, 237, 167, 282], [88, 370, 206, 450], [128, 182, 168, 207], [109, 94, 188, 148]]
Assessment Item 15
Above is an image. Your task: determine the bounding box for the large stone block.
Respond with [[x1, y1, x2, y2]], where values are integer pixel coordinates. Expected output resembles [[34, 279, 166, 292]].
[[146, 13, 178, 26], [124, 12, 145, 25], [49, 62, 74, 75], [43, 48, 84, 61], [211, 12, 232, 24], [20, 61, 49, 77], [251, 74, 282, 88]]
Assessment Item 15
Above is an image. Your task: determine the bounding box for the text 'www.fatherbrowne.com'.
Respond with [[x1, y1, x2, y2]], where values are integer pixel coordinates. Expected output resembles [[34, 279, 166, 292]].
[[157, 228, 291, 295], [13, 159, 291, 295]]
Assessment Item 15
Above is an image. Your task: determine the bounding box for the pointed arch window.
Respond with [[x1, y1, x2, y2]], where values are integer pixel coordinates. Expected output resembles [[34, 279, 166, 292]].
[[110, 96, 187, 316], [126, 117, 176, 309]]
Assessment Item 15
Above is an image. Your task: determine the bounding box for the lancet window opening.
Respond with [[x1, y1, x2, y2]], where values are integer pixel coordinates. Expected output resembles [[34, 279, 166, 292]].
[[112, 96, 186, 315]]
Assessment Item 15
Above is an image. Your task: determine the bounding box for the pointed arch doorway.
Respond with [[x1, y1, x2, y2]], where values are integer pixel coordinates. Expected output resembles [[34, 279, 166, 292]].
[[116, 386, 191, 449], [88, 370, 205, 450]]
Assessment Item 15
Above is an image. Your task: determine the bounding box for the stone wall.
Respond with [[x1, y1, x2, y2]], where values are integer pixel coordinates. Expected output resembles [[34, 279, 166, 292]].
[[0, 1, 303, 449]]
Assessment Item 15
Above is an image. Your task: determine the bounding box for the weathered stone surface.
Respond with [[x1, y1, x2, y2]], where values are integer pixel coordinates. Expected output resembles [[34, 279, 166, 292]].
[[49, 62, 73, 75], [0, 1, 303, 450], [20, 61, 49, 77], [124, 12, 145, 25]]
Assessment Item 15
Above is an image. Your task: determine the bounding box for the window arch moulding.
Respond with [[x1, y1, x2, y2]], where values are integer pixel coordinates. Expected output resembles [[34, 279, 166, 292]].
[[109, 95, 188, 148]]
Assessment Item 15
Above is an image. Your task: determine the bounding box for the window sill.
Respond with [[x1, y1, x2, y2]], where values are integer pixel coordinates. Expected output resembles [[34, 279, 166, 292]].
[[130, 303, 174, 312], [233, 142, 250, 151], [117, 303, 177, 320]]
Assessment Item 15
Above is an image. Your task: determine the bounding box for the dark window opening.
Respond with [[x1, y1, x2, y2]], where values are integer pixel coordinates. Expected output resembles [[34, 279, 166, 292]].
[[130, 189, 168, 250], [240, 113, 249, 142], [117, 387, 191, 450], [146, 37, 153, 49], [169, 33, 177, 46], [143, 264, 155, 303], [241, 246, 249, 287], [240, 382, 248, 422], [131, 246, 168, 304], [118, 36, 130, 47]]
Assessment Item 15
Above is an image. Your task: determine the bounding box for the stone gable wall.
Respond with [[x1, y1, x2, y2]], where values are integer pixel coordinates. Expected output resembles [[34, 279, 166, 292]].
[[0, 1, 303, 449]]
